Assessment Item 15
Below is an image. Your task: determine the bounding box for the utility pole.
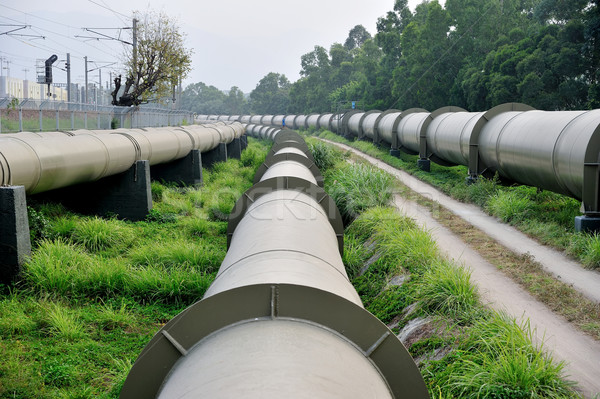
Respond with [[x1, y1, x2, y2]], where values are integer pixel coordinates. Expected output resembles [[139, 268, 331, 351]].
[[132, 18, 138, 74], [3, 60, 11, 78], [84, 56, 88, 104], [65, 53, 71, 102], [98, 68, 102, 105]]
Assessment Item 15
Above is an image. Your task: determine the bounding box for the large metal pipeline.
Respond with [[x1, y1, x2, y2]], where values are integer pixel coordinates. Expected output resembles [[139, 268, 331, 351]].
[[0, 122, 244, 195], [120, 129, 428, 398], [347, 112, 365, 137], [477, 109, 600, 211], [318, 113, 334, 131], [361, 111, 382, 141], [227, 107, 600, 222], [306, 113, 321, 129]]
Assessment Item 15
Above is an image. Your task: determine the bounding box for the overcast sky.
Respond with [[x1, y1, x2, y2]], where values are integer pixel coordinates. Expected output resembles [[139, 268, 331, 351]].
[[1, 0, 443, 94]]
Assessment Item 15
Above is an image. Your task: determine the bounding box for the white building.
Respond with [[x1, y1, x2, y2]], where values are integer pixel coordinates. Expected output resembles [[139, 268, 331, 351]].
[[0, 76, 67, 101]]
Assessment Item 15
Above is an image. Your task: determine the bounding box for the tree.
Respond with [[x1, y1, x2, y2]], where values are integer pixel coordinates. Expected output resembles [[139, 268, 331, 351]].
[[180, 82, 227, 114], [250, 72, 291, 114], [224, 86, 248, 114], [344, 25, 372, 50], [112, 10, 193, 106]]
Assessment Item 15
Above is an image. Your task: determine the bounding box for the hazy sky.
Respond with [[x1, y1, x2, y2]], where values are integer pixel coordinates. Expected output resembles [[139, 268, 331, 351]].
[[0, 0, 443, 93]]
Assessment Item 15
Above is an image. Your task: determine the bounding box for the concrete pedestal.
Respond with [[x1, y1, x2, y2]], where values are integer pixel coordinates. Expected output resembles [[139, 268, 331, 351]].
[[227, 138, 242, 160], [33, 161, 152, 221], [202, 143, 227, 168], [240, 135, 248, 151], [151, 150, 202, 186], [0, 186, 31, 284], [390, 149, 401, 157], [575, 215, 600, 233], [417, 159, 431, 172]]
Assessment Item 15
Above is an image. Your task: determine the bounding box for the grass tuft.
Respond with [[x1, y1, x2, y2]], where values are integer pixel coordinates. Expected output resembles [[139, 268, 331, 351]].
[[70, 217, 136, 253], [326, 163, 395, 222], [417, 262, 481, 324], [41, 301, 86, 341], [306, 138, 347, 171], [487, 190, 532, 223]]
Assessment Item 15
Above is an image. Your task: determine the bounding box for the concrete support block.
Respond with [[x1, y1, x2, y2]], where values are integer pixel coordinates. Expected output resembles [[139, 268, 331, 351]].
[[33, 160, 152, 221], [202, 143, 227, 168], [240, 135, 248, 151], [227, 138, 242, 160], [466, 175, 478, 185], [0, 186, 31, 284], [575, 215, 600, 233], [151, 150, 203, 187], [417, 159, 431, 172], [390, 149, 401, 158]]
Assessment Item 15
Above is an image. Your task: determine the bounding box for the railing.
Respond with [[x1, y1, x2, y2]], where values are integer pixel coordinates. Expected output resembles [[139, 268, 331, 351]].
[[0, 98, 194, 133]]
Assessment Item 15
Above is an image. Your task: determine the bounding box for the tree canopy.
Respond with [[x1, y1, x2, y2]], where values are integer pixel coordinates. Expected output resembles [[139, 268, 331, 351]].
[[112, 10, 193, 106], [182, 1, 599, 114], [180, 82, 250, 115]]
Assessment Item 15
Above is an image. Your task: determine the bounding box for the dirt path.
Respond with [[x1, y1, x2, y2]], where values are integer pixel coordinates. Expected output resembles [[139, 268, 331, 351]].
[[323, 139, 600, 398]]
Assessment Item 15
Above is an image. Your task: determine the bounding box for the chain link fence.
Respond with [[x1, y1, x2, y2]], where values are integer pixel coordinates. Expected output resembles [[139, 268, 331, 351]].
[[0, 98, 195, 133]]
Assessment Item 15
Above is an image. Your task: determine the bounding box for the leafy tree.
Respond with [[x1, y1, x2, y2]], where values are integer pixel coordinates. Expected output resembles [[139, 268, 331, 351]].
[[283, 0, 599, 113], [344, 25, 372, 50], [180, 82, 226, 114], [392, 1, 455, 110], [374, 0, 413, 108], [250, 72, 291, 114], [112, 10, 192, 106], [224, 86, 249, 114]]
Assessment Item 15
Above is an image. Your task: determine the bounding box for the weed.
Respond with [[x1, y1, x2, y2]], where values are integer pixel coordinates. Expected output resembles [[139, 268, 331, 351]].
[[580, 233, 600, 269], [128, 239, 224, 273], [417, 262, 481, 324], [306, 138, 346, 171], [145, 209, 177, 223], [151, 181, 165, 202], [50, 216, 77, 239], [27, 206, 51, 245], [487, 190, 532, 222], [326, 163, 395, 222], [437, 313, 577, 398], [0, 293, 37, 336], [240, 139, 267, 170], [41, 301, 86, 341], [70, 217, 135, 253], [96, 301, 135, 331]]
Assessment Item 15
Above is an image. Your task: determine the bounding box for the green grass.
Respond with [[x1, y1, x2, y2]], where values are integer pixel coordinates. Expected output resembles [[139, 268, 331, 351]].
[[325, 162, 396, 223], [0, 137, 271, 398], [309, 138, 580, 397], [341, 206, 580, 398], [432, 313, 575, 398], [417, 262, 481, 325]]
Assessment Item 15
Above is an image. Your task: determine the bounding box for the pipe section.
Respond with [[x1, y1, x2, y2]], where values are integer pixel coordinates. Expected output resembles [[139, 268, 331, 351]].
[[120, 129, 428, 398], [230, 105, 600, 219], [0, 122, 245, 194]]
